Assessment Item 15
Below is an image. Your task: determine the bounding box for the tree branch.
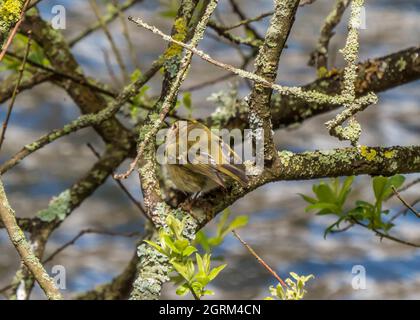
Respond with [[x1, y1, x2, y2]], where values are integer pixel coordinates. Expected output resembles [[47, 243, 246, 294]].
[[247, 0, 300, 160], [187, 145, 420, 228], [0, 178, 62, 300]]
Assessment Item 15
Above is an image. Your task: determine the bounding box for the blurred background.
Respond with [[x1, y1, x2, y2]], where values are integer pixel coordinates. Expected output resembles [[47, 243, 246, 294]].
[[0, 0, 419, 299]]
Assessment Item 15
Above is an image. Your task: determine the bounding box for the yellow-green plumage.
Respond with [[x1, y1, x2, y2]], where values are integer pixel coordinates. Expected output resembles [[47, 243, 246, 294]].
[[164, 120, 248, 193]]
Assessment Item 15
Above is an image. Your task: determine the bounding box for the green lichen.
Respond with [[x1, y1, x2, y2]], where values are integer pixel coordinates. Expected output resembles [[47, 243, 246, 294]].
[[384, 150, 395, 159], [360, 145, 377, 162], [395, 57, 407, 72], [278, 150, 295, 167], [332, 117, 362, 146], [208, 87, 241, 128], [0, 0, 24, 47], [164, 17, 188, 59], [0, 0, 23, 23], [37, 190, 72, 222], [130, 239, 171, 300]]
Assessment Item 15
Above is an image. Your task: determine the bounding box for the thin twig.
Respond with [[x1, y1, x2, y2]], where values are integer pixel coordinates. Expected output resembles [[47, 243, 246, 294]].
[[128, 16, 369, 107], [115, 3, 219, 181], [351, 218, 420, 248], [0, 60, 162, 175], [325, 0, 369, 146], [0, 33, 32, 151], [102, 48, 122, 88], [330, 222, 355, 234], [397, 178, 420, 194], [231, 230, 287, 288], [208, 20, 263, 48], [228, 0, 262, 40], [0, 283, 13, 297], [27, 0, 43, 9], [89, 0, 129, 82], [69, 0, 141, 47], [0, 0, 31, 62], [42, 228, 141, 264], [391, 186, 420, 218], [6, 51, 122, 99], [112, 0, 139, 69], [0, 179, 63, 299], [308, 0, 351, 69], [300, 0, 317, 6], [389, 198, 420, 223], [86, 143, 149, 220], [221, 11, 273, 31], [180, 73, 235, 92], [186, 283, 200, 301]]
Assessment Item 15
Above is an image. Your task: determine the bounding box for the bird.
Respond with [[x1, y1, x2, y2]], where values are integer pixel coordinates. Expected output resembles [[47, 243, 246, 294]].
[[163, 120, 249, 194]]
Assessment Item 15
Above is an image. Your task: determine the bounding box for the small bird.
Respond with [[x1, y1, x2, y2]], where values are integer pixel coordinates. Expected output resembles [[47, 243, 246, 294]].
[[164, 120, 248, 194]]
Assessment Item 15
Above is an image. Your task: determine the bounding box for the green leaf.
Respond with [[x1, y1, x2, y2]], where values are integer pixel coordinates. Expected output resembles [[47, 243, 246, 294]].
[[323, 217, 345, 239], [228, 215, 249, 230], [182, 92, 192, 110], [186, 259, 195, 279], [194, 272, 210, 287], [130, 68, 142, 82], [207, 237, 223, 248], [171, 260, 193, 281], [373, 175, 405, 203], [219, 215, 248, 238], [174, 239, 189, 252], [305, 202, 340, 214], [196, 253, 205, 274], [191, 281, 204, 296], [299, 193, 317, 205], [208, 264, 226, 281], [194, 231, 210, 252], [203, 289, 215, 296], [182, 246, 197, 257], [144, 240, 163, 253], [162, 235, 181, 254], [313, 184, 336, 203], [176, 284, 190, 296], [373, 176, 389, 201], [337, 176, 354, 206], [383, 175, 405, 199], [217, 209, 231, 235]]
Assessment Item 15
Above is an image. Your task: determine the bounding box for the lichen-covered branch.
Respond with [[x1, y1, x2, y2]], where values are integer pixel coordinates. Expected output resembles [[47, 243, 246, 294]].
[[0, 70, 51, 103], [129, 232, 172, 300], [0, 0, 27, 54], [7, 142, 130, 299], [187, 145, 420, 228], [68, 0, 143, 46], [128, 15, 368, 106], [247, 0, 300, 161], [308, 0, 351, 69], [327, 0, 373, 145], [0, 33, 31, 150], [120, 0, 218, 181], [208, 19, 263, 48], [89, 0, 129, 82], [129, 0, 219, 300], [0, 178, 63, 300], [211, 46, 420, 132], [0, 60, 161, 175], [21, 9, 135, 149]]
